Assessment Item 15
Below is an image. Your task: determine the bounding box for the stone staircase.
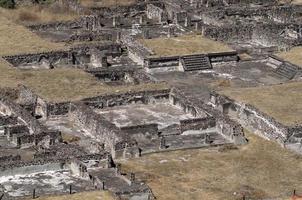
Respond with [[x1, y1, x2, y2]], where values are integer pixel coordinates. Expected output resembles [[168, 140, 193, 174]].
[[181, 54, 212, 71], [274, 63, 299, 79]]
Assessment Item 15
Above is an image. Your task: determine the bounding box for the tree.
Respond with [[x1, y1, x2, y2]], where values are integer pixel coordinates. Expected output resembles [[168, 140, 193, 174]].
[[0, 0, 15, 8]]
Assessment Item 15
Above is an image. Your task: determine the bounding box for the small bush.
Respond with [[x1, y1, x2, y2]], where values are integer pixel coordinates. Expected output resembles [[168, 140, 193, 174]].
[[0, 0, 15, 9], [18, 10, 39, 22]]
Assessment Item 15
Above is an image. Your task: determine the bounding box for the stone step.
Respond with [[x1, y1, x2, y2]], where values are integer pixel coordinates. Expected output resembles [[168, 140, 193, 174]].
[[181, 55, 212, 71]]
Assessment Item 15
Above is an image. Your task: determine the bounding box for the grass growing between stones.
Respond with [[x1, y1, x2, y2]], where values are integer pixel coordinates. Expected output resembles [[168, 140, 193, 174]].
[[140, 34, 233, 57], [219, 82, 302, 126], [33, 191, 115, 200], [0, 59, 168, 102], [277, 47, 302, 67], [120, 131, 302, 200], [0, 15, 66, 56]]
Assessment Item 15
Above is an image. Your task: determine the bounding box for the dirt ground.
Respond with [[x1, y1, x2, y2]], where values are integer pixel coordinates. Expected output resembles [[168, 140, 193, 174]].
[[120, 131, 302, 200], [140, 34, 233, 57], [220, 81, 302, 125], [30, 191, 115, 200], [277, 47, 302, 67], [0, 16, 65, 56]]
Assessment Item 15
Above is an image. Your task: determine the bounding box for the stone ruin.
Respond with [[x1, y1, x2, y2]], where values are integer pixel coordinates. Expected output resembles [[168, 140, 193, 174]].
[[2, 0, 302, 199]]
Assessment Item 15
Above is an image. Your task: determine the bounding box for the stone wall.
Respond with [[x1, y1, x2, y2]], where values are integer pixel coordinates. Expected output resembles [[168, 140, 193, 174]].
[[203, 24, 254, 42], [36, 89, 170, 118], [28, 15, 104, 31], [68, 103, 135, 157], [121, 30, 152, 65], [210, 91, 290, 144], [3, 50, 69, 68], [144, 56, 180, 72], [3, 43, 121, 68], [170, 88, 246, 143], [146, 4, 168, 23], [180, 117, 216, 133], [0, 96, 43, 134], [208, 52, 239, 63], [121, 124, 159, 140], [82, 89, 170, 109]]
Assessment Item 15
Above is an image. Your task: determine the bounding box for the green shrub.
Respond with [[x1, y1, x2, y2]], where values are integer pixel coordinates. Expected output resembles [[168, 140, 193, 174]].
[[0, 0, 15, 9]]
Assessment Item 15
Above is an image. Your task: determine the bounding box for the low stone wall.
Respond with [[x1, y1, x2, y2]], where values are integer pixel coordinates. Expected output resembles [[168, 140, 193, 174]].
[[147, 4, 168, 23], [28, 15, 104, 31], [0, 96, 43, 134], [121, 30, 152, 65], [170, 88, 246, 143], [208, 51, 238, 63], [143, 52, 238, 72], [3, 43, 121, 68], [180, 117, 216, 133], [210, 91, 290, 144], [144, 56, 180, 72], [82, 89, 170, 109], [121, 124, 159, 140], [0, 162, 66, 177], [3, 50, 69, 68], [68, 103, 135, 157], [0, 150, 109, 177], [38, 89, 170, 118], [54, 32, 113, 43]]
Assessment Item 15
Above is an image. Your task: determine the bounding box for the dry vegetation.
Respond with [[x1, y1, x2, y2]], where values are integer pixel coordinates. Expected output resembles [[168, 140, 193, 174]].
[[277, 47, 302, 67], [140, 34, 233, 57], [0, 59, 168, 102], [120, 131, 302, 200], [289, 0, 302, 4], [219, 82, 302, 125], [0, 4, 78, 25], [33, 191, 115, 200], [0, 15, 65, 56], [80, 0, 137, 8]]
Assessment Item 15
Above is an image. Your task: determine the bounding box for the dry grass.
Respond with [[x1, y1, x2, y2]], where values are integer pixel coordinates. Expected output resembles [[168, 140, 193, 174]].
[[33, 191, 115, 200], [0, 59, 168, 102], [0, 4, 78, 25], [219, 81, 302, 125], [0, 15, 65, 56], [61, 132, 81, 143], [80, 0, 137, 7], [276, 47, 302, 67], [288, 0, 302, 4], [140, 34, 233, 57], [120, 131, 302, 200]]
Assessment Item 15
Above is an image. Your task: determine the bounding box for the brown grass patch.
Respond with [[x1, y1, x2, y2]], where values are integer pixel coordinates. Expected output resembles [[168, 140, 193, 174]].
[[0, 59, 168, 102], [120, 131, 302, 200], [62, 132, 81, 143], [0, 4, 78, 25], [33, 191, 115, 200], [0, 15, 65, 56], [219, 81, 302, 125], [140, 34, 233, 57], [276, 47, 302, 67], [18, 10, 39, 22]]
